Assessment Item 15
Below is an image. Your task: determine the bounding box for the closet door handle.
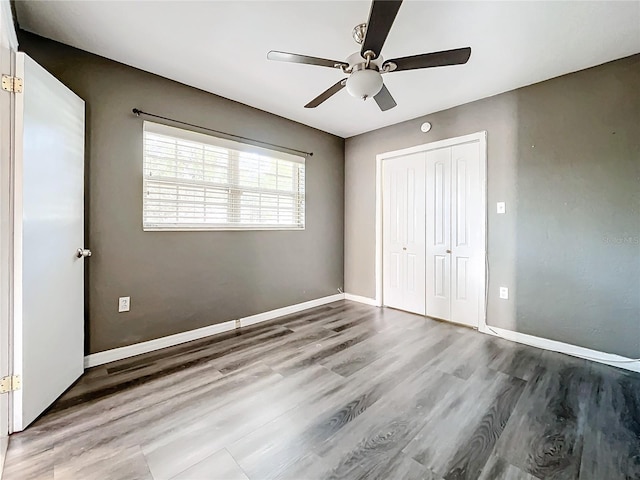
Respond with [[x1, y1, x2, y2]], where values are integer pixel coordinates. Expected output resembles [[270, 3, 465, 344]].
[[446, 249, 451, 253]]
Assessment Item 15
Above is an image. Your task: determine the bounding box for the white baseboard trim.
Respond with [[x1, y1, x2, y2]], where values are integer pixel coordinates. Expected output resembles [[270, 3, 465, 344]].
[[240, 294, 345, 327], [84, 293, 345, 368], [84, 320, 237, 368], [344, 293, 381, 307], [479, 324, 640, 373]]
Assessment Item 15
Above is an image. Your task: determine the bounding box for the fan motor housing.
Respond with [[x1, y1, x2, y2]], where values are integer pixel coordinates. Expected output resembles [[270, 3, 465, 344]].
[[345, 51, 384, 71]]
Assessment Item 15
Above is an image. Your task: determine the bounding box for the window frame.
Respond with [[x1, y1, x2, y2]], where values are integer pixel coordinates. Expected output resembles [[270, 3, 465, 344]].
[[142, 121, 306, 232]]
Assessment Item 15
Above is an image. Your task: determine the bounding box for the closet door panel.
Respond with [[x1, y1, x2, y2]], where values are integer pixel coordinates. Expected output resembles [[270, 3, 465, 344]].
[[383, 163, 405, 309], [426, 148, 451, 321], [382, 153, 426, 315], [403, 156, 426, 314], [450, 142, 481, 327]]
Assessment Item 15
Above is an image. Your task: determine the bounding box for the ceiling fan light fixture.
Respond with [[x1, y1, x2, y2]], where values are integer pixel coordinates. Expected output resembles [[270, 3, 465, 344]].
[[346, 69, 383, 100], [267, 1, 471, 110]]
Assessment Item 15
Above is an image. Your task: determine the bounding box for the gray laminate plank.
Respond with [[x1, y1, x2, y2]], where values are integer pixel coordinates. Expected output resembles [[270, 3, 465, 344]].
[[228, 326, 457, 479], [270, 313, 458, 379], [249, 300, 356, 331], [403, 367, 525, 477], [213, 326, 338, 374], [425, 327, 488, 380], [321, 307, 395, 331], [170, 448, 249, 480], [310, 368, 464, 479], [441, 374, 526, 479], [25, 362, 272, 445], [142, 364, 345, 480], [15, 363, 281, 480], [54, 326, 291, 408], [266, 323, 381, 375], [103, 325, 284, 375], [2, 426, 54, 463], [493, 351, 593, 480], [477, 455, 540, 480], [272, 452, 328, 480], [318, 318, 435, 377], [323, 306, 427, 333], [282, 302, 371, 331], [53, 444, 152, 480], [578, 363, 640, 480], [1, 444, 54, 480], [486, 338, 544, 381], [362, 451, 443, 480]]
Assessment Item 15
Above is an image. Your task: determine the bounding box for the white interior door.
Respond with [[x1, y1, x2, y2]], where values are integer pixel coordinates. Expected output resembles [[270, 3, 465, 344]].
[[13, 52, 85, 431], [450, 142, 482, 327], [425, 147, 452, 320], [382, 153, 426, 315]]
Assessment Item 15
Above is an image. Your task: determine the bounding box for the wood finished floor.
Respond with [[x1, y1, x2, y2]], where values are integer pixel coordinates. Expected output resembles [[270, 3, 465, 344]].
[[4, 300, 640, 480]]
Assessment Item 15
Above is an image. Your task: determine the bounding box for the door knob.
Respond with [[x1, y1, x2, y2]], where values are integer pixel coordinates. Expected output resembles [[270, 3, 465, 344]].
[[446, 249, 452, 253], [76, 248, 92, 258], [403, 247, 407, 251]]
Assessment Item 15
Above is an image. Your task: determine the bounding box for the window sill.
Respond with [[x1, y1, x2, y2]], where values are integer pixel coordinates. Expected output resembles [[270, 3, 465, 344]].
[[142, 226, 306, 232]]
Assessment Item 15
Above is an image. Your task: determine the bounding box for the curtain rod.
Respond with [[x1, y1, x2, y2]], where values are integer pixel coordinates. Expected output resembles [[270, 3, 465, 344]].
[[132, 108, 313, 157]]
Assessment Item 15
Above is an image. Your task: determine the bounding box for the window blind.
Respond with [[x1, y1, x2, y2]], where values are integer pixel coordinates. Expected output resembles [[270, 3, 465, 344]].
[[143, 122, 305, 231]]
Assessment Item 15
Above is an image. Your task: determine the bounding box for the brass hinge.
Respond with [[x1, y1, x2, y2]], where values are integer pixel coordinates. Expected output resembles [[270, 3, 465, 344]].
[[1, 75, 23, 93], [0, 375, 21, 393]]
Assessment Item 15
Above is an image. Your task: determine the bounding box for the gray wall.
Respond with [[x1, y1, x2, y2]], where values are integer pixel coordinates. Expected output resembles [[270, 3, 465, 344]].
[[345, 54, 640, 358], [19, 31, 345, 355]]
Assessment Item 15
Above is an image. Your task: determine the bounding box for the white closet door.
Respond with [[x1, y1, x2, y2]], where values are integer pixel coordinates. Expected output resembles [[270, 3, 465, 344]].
[[382, 153, 426, 315], [450, 142, 482, 327], [425, 148, 452, 320]]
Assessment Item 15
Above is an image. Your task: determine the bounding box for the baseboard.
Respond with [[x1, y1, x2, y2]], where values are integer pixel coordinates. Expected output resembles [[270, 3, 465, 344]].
[[84, 293, 345, 368], [479, 324, 640, 373], [344, 293, 381, 307], [84, 320, 237, 368], [240, 294, 345, 326]]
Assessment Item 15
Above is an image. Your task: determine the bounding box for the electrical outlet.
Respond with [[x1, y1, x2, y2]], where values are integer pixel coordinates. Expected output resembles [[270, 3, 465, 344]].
[[497, 202, 506, 214], [118, 296, 130, 312], [499, 287, 509, 300]]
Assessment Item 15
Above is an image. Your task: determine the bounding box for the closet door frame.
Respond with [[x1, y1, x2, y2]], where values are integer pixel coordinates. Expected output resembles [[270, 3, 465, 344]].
[[375, 131, 488, 329]]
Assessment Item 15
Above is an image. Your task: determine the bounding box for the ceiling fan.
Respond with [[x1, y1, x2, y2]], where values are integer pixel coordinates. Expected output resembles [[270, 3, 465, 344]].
[[267, 0, 471, 111]]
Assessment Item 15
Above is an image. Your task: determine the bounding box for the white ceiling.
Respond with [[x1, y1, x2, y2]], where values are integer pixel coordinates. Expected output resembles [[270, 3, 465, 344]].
[[15, 1, 640, 138]]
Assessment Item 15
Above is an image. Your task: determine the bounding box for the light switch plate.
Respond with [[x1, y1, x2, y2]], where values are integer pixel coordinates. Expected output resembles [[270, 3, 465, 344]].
[[118, 296, 130, 312], [497, 202, 506, 214], [499, 287, 509, 300]]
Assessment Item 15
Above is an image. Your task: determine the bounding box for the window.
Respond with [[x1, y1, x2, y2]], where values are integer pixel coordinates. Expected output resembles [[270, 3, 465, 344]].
[[143, 122, 305, 231]]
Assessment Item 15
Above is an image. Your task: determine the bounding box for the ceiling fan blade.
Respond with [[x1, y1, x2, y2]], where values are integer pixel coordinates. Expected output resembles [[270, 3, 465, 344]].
[[304, 79, 348, 108], [268, 51, 348, 69], [374, 84, 397, 111], [361, 0, 403, 58], [384, 47, 471, 72]]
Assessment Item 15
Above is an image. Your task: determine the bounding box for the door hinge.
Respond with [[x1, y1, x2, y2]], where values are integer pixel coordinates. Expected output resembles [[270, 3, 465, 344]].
[[1, 75, 23, 93], [0, 375, 21, 393]]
